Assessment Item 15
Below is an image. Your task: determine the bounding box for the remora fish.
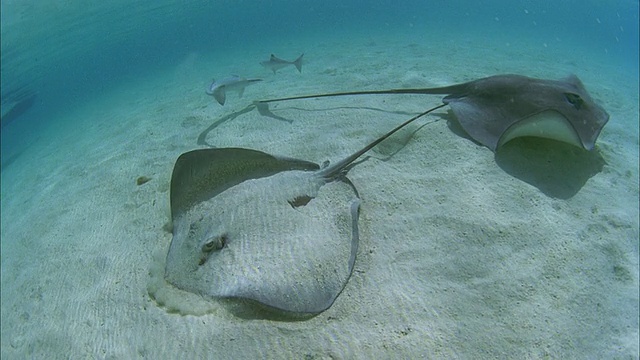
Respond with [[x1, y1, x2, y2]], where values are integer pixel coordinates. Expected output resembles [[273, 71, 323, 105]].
[[260, 53, 304, 74], [206, 76, 262, 105]]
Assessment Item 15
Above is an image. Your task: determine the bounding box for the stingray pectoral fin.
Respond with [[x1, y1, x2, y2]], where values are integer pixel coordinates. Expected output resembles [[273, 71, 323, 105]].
[[170, 148, 320, 220], [497, 110, 582, 149], [446, 99, 506, 151]]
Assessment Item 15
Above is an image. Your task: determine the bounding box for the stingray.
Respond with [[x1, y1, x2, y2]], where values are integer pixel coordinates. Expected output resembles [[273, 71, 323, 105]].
[[256, 74, 610, 151], [164, 104, 445, 315]]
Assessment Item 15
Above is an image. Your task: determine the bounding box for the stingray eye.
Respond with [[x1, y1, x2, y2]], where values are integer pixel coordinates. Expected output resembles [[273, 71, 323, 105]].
[[202, 234, 227, 253], [564, 93, 584, 110], [199, 234, 227, 265]]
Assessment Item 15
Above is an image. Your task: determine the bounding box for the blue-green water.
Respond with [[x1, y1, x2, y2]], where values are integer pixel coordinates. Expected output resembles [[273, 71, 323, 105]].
[[1, 1, 638, 358], [1, 0, 637, 131]]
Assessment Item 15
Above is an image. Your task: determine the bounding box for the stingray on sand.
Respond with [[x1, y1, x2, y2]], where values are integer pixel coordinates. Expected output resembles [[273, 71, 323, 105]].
[[257, 74, 610, 151], [159, 73, 609, 316], [162, 104, 444, 316]]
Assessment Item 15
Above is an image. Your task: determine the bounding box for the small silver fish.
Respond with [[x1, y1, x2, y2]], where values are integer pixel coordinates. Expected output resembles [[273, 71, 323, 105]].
[[260, 53, 304, 74], [206, 76, 262, 105]]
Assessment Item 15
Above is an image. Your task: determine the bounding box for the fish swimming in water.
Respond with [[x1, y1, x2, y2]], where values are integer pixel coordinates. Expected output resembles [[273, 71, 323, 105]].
[[206, 76, 262, 105], [260, 54, 304, 74]]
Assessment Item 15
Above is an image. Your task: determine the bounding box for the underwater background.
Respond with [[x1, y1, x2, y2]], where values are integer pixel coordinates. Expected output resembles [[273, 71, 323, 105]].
[[1, 0, 638, 358], [2, 0, 637, 136]]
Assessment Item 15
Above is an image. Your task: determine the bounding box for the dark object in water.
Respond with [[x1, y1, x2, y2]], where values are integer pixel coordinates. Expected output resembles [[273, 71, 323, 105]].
[[136, 176, 152, 186], [206, 76, 263, 106], [260, 53, 304, 74], [163, 104, 444, 315], [257, 74, 609, 151], [1, 91, 37, 128]]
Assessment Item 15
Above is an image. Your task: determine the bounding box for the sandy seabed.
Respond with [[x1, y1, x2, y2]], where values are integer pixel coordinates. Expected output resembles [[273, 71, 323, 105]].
[[1, 32, 638, 359]]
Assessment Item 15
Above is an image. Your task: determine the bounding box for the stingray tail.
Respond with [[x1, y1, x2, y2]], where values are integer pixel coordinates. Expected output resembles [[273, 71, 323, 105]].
[[255, 85, 461, 104], [317, 103, 447, 179]]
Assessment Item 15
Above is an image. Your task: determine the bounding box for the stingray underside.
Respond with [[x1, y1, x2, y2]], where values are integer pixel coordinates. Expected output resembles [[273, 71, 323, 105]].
[[442, 95, 566, 151], [164, 148, 361, 315], [442, 75, 609, 151]]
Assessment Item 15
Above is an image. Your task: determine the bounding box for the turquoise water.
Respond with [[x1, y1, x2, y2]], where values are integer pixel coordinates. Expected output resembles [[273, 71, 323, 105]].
[[1, 0, 637, 131], [1, 1, 638, 358]]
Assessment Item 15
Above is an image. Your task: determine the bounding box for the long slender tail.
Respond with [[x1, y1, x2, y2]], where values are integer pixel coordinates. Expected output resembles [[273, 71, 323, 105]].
[[319, 103, 447, 178], [256, 85, 461, 104]]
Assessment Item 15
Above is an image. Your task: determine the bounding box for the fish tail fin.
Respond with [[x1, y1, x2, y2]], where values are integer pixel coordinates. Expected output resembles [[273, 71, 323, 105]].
[[293, 53, 304, 73]]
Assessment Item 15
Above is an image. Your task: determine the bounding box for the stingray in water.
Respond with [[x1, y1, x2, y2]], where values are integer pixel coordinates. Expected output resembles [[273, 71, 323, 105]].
[[256, 74, 609, 151], [163, 104, 445, 315]]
